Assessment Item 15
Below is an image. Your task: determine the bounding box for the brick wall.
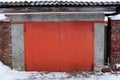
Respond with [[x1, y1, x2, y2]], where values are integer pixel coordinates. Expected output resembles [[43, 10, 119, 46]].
[[0, 22, 12, 67], [111, 20, 120, 64]]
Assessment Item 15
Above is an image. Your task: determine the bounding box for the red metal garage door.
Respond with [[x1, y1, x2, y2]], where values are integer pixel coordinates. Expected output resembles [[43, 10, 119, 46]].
[[25, 21, 94, 71]]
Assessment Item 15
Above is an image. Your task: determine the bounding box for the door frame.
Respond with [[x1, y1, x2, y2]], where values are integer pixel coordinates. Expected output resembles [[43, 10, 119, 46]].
[[11, 13, 105, 71]]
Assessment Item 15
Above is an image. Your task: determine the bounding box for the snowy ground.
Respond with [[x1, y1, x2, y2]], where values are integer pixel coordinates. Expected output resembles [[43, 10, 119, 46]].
[[1, 61, 120, 80]]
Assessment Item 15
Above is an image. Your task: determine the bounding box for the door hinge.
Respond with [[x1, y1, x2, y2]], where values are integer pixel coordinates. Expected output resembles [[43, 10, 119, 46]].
[[24, 26, 26, 32]]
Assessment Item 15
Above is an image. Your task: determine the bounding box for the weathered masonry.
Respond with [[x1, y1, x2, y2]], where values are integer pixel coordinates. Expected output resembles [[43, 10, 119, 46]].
[[0, 1, 120, 71], [0, 17, 11, 67], [110, 20, 120, 65]]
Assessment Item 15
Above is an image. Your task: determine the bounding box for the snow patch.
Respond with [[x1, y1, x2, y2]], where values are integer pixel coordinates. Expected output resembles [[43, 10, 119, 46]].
[[1, 61, 120, 80], [27, 72, 120, 80], [109, 14, 120, 20], [0, 14, 8, 20], [0, 14, 10, 21], [115, 64, 120, 69], [0, 61, 31, 80]]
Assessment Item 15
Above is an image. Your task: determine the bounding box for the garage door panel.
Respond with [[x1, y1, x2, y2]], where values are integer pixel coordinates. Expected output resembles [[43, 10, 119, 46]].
[[25, 22, 59, 71], [60, 22, 93, 71], [25, 24, 34, 71]]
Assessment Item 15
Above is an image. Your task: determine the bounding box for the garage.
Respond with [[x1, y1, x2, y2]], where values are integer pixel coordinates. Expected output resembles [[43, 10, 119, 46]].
[[1, 0, 120, 72], [11, 13, 105, 71]]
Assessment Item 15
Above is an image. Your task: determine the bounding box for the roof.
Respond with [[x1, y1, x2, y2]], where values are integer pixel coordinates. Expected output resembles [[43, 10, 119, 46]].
[[0, 1, 120, 7]]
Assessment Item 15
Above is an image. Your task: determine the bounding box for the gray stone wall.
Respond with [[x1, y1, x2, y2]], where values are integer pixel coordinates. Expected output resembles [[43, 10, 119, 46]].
[[11, 24, 24, 70], [11, 13, 104, 21], [94, 23, 105, 71]]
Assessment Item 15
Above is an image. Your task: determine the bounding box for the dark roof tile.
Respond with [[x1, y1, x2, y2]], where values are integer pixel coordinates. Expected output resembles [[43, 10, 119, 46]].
[[0, 1, 120, 7]]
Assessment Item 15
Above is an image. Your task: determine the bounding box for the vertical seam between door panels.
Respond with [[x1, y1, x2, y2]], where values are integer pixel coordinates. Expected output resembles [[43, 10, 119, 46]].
[[24, 23, 26, 70], [92, 22, 94, 70], [84, 22, 87, 71], [32, 22, 34, 70], [29, 22, 34, 70], [59, 22, 61, 71]]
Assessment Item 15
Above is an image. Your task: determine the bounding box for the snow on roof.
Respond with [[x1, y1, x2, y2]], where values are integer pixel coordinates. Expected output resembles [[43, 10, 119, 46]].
[[0, 0, 120, 2], [109, 14, 120, 20], [115, 63, 120, 68], [0, 14, 8, 20], [0, 14, 10, 21]]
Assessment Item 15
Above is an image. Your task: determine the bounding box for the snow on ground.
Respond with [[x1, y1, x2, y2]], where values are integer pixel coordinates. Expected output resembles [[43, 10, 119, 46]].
[[0, 61, 32, 80], [0, 0, 120, 2], [26, 72, 120, 80], [1, 61, 120, 80]]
